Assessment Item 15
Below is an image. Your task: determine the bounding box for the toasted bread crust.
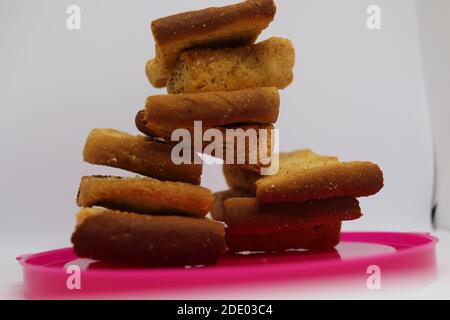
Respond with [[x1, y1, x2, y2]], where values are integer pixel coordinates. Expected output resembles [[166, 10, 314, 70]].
[[82, 129, 202, 185], [167, 37, 295, 94], [148, 0, 276, 87], [216, 196, 361, 233], [226, 221, 341, 253], [77, 176, 213, 218], [152, 0, 276, 46], [147, 59, 167, 88], [145, 87, 279, 130], [72, 208, 227, 267], [224, 150, 383, 202]]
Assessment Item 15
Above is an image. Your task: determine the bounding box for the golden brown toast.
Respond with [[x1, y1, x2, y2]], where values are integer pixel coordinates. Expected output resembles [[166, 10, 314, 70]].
[[167, 37, 295, 93], [224, 149, 384, 202], [77, 176, 213, 218], [83, 129, 202, 185], [147, 0, 276, 87], [143, 87, 279, 132], [72, 208, 226, 266]]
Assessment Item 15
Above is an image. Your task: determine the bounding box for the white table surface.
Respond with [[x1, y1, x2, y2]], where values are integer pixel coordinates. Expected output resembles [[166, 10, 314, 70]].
[[1, 230, 449, 300]]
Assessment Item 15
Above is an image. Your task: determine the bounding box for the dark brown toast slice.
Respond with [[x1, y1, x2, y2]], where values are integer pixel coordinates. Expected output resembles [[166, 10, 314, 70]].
[[72, 208, 227, 267], [226, 221, 342, 253]]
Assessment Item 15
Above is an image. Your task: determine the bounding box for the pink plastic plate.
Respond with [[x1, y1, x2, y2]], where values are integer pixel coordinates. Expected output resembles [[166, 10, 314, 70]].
[[17, 232, 438, 299]]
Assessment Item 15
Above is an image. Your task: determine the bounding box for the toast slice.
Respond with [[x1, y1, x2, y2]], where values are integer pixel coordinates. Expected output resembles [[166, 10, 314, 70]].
[[167, 37, 295, 93], [72, 208, 226, 266], [224, 149, 384, 203], [211, 191, 361, 232], [83, 129, 202, 185], [143, 87, 279, 133], [147, 0, 276, 87], [77, 176, 213, 218], [136, 112, 275, 173], [226, 221, 342, 253]]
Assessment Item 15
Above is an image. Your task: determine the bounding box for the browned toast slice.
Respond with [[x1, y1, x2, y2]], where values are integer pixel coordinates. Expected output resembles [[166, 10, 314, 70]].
[[212, 192, 361, 233], [83, 129, 202, 185], [77, 176, 213, 218], [167, 37, 295, 93], [224, 149, 384, 202], [136, 111, 275, 172], [147, 0, 276, 87], [72, 208, 226, 266], [143, 87, 279, 133]]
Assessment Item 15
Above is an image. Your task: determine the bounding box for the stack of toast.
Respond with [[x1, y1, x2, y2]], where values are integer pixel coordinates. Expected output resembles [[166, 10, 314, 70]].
[[72, 129, 227, 266], [71, 0, 384, 267], [137, 0, 292, 172], [215, 150, 383, 252]]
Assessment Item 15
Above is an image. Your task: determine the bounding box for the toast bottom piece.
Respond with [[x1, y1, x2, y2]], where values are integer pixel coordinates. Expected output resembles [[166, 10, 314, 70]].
[[226, 221, 341, 253], [77, 176, 213, 218], [72, 208, 227, 267]]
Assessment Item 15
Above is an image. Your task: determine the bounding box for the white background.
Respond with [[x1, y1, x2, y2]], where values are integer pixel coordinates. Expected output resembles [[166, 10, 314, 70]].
[[0, 0, 448, 299], [416, 0, 450, 230]]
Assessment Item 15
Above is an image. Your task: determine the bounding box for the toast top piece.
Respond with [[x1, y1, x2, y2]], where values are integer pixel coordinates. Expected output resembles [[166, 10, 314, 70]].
[[148, 0, 276, 87], [224, 149, 384, 203], [144, 87, 279, 131], [256, 150, 384, 203]]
